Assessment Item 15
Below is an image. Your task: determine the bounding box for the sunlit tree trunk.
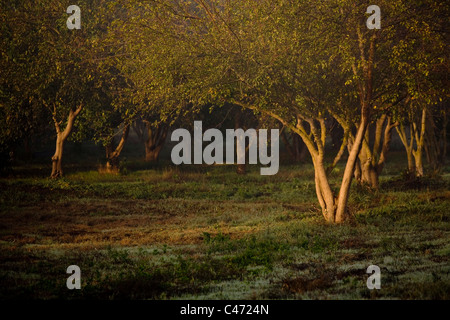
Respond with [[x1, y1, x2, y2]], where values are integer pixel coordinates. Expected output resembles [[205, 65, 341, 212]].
[[412, 108, 427, 177], [50, 105, 83, 179], [335, 108, 370, 222], [104, 124, 130, 173], [396, 123, 415, 176], [297, 117, 344, 223], [312, 154, 336, 223], [396, 106, 427, 178]]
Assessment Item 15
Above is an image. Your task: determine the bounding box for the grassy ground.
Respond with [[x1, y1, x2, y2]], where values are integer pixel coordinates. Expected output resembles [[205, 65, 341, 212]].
[[0, 159, 449, 300]]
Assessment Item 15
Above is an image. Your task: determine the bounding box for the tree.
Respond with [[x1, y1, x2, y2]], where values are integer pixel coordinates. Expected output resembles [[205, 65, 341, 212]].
[[105, 0, 196, 165], [389, 0, 449, 177], [177, 0, 384, 222], [165, 0, 447, 222], [1, 0, 117, 178], [0, 1, 53, 166], [132, 118, 169, 163], [353, 113, 398, 189]]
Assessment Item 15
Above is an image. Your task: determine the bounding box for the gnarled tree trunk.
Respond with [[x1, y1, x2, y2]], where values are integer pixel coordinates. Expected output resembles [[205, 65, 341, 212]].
[[50, 105, 83, 179]]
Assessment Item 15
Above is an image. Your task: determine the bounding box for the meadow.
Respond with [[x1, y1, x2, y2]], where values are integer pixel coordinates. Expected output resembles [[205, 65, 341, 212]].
[[0, 154, 449, 300]]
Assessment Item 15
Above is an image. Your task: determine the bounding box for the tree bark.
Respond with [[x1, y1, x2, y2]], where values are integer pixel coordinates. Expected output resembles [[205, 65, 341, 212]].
[[50, 105, 83, 179], [397, 106, 427, 178], [335, 108, 370, 223], [412, 107, 427, 177], [51, 135, 64, 178], [355, 115, 396, 189], [144, 122, 168, 162], [334, 28, 377, 222], [396, 123, 415, 177], [102, 124, 130, 173], [312, 154, 336, 223], [413, 148, 424, 177]]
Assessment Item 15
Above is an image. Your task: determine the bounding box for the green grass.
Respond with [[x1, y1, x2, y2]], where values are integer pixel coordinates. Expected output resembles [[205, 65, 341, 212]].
[[0, 161, 449, 300]]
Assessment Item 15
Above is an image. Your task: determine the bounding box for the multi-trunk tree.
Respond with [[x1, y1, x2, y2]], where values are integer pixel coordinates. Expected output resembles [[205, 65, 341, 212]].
[[389, 0, 449, 178], [176, 0, 381, 222], [166, 0, 447, 222]]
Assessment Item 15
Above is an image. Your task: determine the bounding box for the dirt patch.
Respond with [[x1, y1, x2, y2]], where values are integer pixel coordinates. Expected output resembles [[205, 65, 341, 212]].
[[0, 198, 264, 247], [283, 273, 334, 294]]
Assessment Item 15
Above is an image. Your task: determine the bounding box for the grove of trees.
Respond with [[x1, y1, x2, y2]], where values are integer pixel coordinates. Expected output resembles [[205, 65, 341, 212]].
[[1, 0, 448, 223]]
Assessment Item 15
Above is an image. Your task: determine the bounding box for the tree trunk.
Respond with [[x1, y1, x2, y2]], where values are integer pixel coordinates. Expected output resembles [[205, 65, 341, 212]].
[[353, 115, 396, 189], [406, 150, 415, 176], [335, 108, 370, 223], [234, 100, 369, 224], [144, 122, 168, 162], [397, 106, 427, 178], [104, 143, 118, 172], [312, 155, 336, 223], [412, 108, 426, 177], [333, 28, 377, 221], [50, 105, 83, 179], [354, 160, 362, 183], [361, 164, 379, 189], [396, 123, 415, 177], [102, 124, 130, 173], [51, 135, 64, 178], [413, 149, 424, 177], [145, 144, 163, 162]]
